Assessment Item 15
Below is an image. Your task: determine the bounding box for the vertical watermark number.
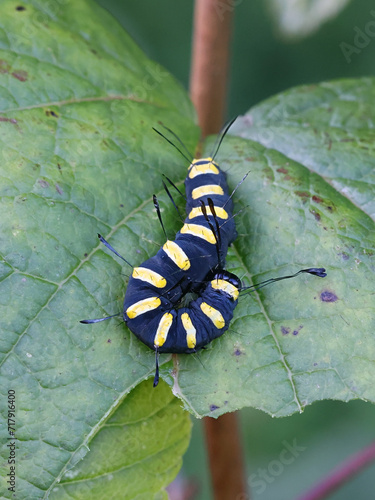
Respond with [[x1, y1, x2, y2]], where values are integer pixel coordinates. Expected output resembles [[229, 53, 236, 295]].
[[6, 389, 16, 495]]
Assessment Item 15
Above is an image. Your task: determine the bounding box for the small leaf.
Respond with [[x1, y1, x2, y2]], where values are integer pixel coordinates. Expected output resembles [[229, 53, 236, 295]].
[[49, 380, 191, 500]]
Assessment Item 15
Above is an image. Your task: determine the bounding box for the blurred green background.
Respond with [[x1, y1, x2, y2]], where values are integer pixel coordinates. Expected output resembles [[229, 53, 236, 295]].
[[95, 0, 375, 118], [95, 1, 375, 498]]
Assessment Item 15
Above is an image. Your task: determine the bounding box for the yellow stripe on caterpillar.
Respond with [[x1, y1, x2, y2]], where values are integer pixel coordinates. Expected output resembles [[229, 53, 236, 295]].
[[180, 223, 216, 244], [188, 205, 228, 220], [181, 312, 197, 348], [191, 184, 224, 199], [188, 157, 219, 178], [154, 312, 173, 347], [163, 240, 191, 270], [200, 302, 225, 329], [132, 267, 166, 288], [211, 279, 239, 300], [126, 297, 161, 319]]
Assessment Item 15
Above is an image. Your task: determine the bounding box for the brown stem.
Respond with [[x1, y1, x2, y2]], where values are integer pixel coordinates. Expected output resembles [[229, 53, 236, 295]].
[[203, 413, 248, 500], [190, 0, 234, 136], [296, 440, 375, 500], [190, 1, 247, 499]]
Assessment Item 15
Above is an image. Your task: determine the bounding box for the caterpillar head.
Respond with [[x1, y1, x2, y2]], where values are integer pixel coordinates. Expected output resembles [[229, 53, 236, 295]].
[[211, 270, 241, 301]]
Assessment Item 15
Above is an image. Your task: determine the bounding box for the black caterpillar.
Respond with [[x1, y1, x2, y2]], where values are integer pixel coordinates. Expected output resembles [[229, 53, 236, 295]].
[[82, 120, 326, 387]]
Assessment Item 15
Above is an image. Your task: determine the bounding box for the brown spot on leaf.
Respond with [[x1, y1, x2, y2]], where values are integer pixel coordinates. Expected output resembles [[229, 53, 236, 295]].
[[45, 110, 58, 118], [12, 70, 28, 82], [339, 252, 349, 260], [55, 183, 63, 195], [16, 5, 26, 10], [312, 195, 323, 203], [281, 326, 290, 335], [310, 209, 321, 221], [0, 60, 10, 73], [320, 290, 338, 302], [277, 167, 289, 174], [38, 179, 49, 188], [234, 349, 242, 356], [0, 116, 18, 124], [295, 191, 310, 202], [107, 339, 111, 343], [210, 404, 220, 411]]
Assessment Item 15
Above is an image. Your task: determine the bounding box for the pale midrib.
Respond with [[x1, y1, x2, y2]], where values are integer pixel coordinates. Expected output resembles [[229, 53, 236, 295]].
[[55, 427, 186, 488]]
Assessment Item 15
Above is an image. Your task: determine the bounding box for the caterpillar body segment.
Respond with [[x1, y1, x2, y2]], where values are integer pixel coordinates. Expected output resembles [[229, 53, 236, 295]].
[[185, 156, 237, 250], [124, 271, 241, 354]]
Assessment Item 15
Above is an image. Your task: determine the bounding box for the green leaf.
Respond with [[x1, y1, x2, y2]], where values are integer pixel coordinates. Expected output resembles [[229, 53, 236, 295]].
[[0, 0, 374, 497], [171, 78, 374, 418], [0, 1, 193, 498], [232, 78, 375, 219]]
